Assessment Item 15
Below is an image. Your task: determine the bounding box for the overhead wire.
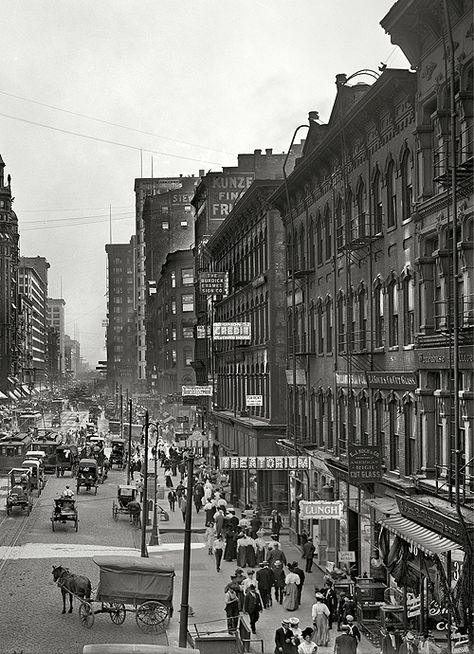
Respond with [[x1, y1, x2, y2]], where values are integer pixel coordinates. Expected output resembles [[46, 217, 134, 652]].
[[21, 210, 133, 225], [0, 88, 235, 157], [0, 111, 227, 166]]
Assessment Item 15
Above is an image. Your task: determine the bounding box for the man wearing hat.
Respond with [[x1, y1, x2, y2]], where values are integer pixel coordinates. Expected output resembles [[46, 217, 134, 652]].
[[334, 624, 357, 653], [267, 540, 287, 569], [273, 560, 286, 604], [274, 618, 298, 654], [243, 582, 263, 634], [302, 537, 316, 573], [344, 614, 361, 645], [256, 561, 274, 608], [288, 616, 302, 640], [290, 560, 305, 607], [399, 632, 417, 654], [242, 569, 257, 593]]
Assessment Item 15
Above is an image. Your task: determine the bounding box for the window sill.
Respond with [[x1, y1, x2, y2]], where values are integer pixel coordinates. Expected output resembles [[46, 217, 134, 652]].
[[387, 224, 397, 233], [402, 216, 412, 225], [403, 344, 415, 351], [388, 345, 399, 352], [373, 346, 384, 353]]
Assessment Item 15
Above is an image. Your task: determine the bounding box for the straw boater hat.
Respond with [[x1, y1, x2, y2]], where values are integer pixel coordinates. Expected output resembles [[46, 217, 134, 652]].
[[289, 617, 300, 626], [315, 592, 324, 599], [274, 560, 282, 566], [405, 633, 415, 642]]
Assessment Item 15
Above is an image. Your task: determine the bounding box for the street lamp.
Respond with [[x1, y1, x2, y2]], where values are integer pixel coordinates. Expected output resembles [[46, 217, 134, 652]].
[[179, 452, 195, 648], [140, 410, 149, 558]]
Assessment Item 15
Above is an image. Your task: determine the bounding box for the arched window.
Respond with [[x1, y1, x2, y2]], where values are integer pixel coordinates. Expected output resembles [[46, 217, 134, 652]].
[[358, 286, 367, 350], [338, 394, 347, 454], [336, 198, 344, 250], [337, 292, 346, 352], [309, 217, 315, 268], [388, 396, 400, 471], [318, 391, 325, 447], [404, 396, 416, 475], [403, 273, 415, 345], [356, 180, 366, 238], [317, 300, 324, 354], [360, 394, 368, 445], [326, 391, 334, 449], [388, 278, 399, 347], [401, 148, 413, 221], [324, 207, 332, 260], [374, 279, 384, 348], [386, 159, 397, 228], [316, 214, 323, 265], [372, 168, 383, 234], [325, 296, 333, 353]]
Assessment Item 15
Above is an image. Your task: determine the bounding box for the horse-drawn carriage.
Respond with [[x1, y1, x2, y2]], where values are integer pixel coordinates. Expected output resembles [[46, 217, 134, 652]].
[[56, 444, 79, 477], [21, 457, 45, 496], [76, 459, 98, 495], [6, 468, 33, 515], [79, 557, 174, 632], [109, 438, 126, 469], [112, 485, 138, 521], [51, 497, 78, 531]]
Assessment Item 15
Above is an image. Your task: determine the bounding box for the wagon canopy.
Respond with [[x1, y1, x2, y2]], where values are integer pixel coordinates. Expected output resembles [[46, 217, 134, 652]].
[[93, 556, 174, 604], [79, 458, 98, 469]]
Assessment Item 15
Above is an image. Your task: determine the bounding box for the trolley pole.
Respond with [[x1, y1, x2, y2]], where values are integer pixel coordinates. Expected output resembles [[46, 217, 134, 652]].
[[126, 399, 133, 485], [140, 410, 149, 558], [179, 452, 194, 648]]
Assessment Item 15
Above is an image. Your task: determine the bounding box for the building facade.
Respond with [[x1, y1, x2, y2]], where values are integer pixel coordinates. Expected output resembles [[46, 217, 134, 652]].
[[105, 239, 136, 391], [205, 180, 290, 509], [46, 298, 66, 379], [151, 248, 196, 423], [0, 155, 20, 392], [64, 334, 81, 380], [19, 256, 49, 384]]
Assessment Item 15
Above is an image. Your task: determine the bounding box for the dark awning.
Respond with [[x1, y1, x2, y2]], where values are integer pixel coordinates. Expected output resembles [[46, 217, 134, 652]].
[[381, 516, 460, 556], [364, 497, 399, 516]]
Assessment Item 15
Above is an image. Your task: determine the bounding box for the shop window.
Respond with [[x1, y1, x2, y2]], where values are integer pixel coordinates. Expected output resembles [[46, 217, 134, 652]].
[[386, 160, 397, 229]]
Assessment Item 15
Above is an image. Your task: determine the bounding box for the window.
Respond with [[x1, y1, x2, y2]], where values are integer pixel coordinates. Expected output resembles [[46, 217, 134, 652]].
[[171, 271, 176, 288], [316, 217, 323, 265], [338, 395, 347, 454], [161, 206, 169, 214], [358, 287, 367, 350], [171, 326, 177, 341], [184, 348, 192, 366], [171, 349, 177, 367], [374, 282, 384, 348], [161, 221, 169, 230], [360, 395, 368, 444], [326, 297, 333, 353], [309, 218, 315, 268], [386, 160, 397, 228], [388, 398, 400, 471], [317, 302, 324, 354], [171, 300, 177, 315], [336, 198, 344, 250], [180, 220, 188, 229], [375, 396, 384, 452], [388, 280, 399, 347], [325, 208, 332, 260], [318, 393, 325, 447], [401, 149, 413, 220], [181, 268, 194, 286], [182, 325, 194, 339], [182, 294, 194, 312], [356, 182, 366, 238], [337, 294, 345, 352], [404, 399, 416, 475], [373, 169, 383, 233], [327, 393, 334, 449], [403, 275, 415, 345]]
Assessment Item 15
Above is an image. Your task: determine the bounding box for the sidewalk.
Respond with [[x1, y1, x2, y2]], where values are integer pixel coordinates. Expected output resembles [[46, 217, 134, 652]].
[[144, 464, 378, 653]]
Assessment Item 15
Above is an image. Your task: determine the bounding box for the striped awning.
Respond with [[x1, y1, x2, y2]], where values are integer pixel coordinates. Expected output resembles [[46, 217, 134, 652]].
[[21, 385, 32, 395], [381, 516, 460, 556], [0, 390, 8, 400], [163, 415, 175, 423]]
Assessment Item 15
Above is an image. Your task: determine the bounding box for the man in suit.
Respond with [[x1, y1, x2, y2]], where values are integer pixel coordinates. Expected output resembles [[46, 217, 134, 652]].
[[290, 561, 305, 607], [323, 579, 337, 628], [302, 537, 316, 572], [274, 618, 295, 654], [381, 624, 403, 654], [334, 624, 357, 653], [243, 583, 263, 634], [256, 561, 274, 608]]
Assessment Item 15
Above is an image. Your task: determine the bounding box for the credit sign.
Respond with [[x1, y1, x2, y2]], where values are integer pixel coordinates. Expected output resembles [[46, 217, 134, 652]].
[[213, 322, 251, 340]]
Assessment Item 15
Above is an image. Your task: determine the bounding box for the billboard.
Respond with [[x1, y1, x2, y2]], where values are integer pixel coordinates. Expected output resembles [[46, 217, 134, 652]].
[[199, 272, 228, 295], [220, 456, 311, 470], [348, 444, 382, 481], [299, 500, 344, 520], [213, 322, 251, 340], [208, 172, 255, 219]]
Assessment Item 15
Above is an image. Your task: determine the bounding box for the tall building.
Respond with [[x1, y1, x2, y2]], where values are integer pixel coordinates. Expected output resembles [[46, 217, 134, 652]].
[[0, 155, 20, 391], [134, 174, 200, 388], [47, 298, 66, 377], [64, 334, 81, 379], [18, 256, 50, 383], [105, 238, 136, 391]]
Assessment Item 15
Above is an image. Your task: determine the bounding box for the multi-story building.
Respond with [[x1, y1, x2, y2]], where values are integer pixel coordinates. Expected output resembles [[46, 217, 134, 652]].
[[46, 298, 66, 378], [134, 175, 200, 388], [0, 155, 20, 391], [105, 238, 136, 391], [18, 256, 49, 384], [142, 175, 200, 387], [205, 180, 290, 509], [64, 334, 81, 379], [151, 249, 196, 421]]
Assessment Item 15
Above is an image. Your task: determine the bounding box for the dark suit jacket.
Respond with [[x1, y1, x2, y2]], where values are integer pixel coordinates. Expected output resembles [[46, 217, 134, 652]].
[[256, 566, 274, 590], [334, 633, 357, 654], [243, 590, 262, 615], [381, 632, 403, 654]]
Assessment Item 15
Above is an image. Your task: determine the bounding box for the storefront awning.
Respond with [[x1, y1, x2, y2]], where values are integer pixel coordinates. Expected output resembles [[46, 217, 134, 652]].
[[364, 497, 399, 516], [8, 391, 17, 400], [381, 516, 460, 556], [21, 385, 31, 395], [0, 390, 8, 400]]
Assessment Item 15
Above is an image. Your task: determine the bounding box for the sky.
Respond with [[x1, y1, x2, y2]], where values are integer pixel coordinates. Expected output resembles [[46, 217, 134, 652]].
[[1, 0, 409, 366]]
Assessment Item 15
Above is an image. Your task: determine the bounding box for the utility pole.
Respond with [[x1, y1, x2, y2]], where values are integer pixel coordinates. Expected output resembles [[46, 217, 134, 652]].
[[179, 453, 195, 647], [140, 410, 149, 558], [149, 423, 160, 546], [127, 399, 133, 485]]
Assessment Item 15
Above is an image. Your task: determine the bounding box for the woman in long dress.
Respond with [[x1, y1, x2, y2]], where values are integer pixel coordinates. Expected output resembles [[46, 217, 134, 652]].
[[311, 593, 330, 646], [283, 567, 300, 611]]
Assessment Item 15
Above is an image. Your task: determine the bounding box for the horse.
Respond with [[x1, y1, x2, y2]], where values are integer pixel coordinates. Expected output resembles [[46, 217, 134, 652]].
[[52, 565, 92, 614]]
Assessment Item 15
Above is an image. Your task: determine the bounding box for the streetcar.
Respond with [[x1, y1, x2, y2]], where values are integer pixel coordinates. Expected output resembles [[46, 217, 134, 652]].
[[0, 432, 33, 473], [17, 412, 43, 434]]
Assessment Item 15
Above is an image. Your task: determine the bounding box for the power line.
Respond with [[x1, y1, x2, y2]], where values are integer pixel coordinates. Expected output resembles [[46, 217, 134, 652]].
[[21, 210, 133, 225], [0, 111, 227, 166], [21, 204, 133, 213], [21, 214, 133, 231], [0, 88, 235, 157]]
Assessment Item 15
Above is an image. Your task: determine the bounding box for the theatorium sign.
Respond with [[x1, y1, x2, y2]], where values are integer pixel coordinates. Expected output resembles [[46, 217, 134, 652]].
[[299, 500, 344, 520], [220, 456, 311, 470]]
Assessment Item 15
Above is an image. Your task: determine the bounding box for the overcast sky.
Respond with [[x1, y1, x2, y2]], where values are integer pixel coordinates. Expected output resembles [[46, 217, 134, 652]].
[[1, 0, 408, 365]]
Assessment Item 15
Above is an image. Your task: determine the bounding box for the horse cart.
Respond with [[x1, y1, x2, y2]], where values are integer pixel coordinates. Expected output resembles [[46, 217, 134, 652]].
[[6, 468, 33, 515], [112, 485, 138, 521], [109, 438, 126, 469], [77, 459, 98, 495], [79, 557, 174, 633], [21, 458, 45, 496], [51, 497, 78, 531], [56, 445, 79, 477]]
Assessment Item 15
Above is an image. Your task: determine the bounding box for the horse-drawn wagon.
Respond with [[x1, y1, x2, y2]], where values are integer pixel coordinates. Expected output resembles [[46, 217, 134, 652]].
[[6, 468, 33, 515], [71, 557, 175, 632], [51, 497, 78, 531], [109, 438, 126, 469], [76, 458, 98, 495], [112, 485, 138, 521], [56, 444, 79, 477]]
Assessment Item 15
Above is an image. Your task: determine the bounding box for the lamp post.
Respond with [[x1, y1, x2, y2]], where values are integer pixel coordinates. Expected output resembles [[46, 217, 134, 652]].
[[178, 452, 195, 648], [126, 399, 133, 485], [149, 422, 161, 547], [140, 410, 149, 558]]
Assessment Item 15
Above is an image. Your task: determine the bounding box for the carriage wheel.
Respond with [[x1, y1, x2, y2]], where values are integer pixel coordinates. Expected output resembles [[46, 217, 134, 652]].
[[107, 602, 126, 625], [79, 601, 94, 628], [136, 601, 169, 633], [112, 502, 118, 520]]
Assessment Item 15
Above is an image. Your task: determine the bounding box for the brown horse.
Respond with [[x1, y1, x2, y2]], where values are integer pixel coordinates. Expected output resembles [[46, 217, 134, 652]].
[[52, 565, 92, 614]]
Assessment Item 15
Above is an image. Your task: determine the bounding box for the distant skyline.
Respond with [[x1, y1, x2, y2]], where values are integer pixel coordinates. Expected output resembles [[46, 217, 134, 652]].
[[2, 0, 408, 364]]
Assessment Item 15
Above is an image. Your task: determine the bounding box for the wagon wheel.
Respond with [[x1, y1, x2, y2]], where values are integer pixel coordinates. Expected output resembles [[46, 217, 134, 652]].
[[112, 502, 118, 520], [136, 600, 169, 633], [79, 601, 95, 628], [107, 602, 126, 625]]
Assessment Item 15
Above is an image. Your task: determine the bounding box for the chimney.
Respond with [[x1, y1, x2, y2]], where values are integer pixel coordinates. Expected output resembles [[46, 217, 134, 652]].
[[199, 169, 205, 177], [308, 111, 319, 123], [265, 148, 272, 156], [254, 149, 262, 155], [336, 73, 347, 87]]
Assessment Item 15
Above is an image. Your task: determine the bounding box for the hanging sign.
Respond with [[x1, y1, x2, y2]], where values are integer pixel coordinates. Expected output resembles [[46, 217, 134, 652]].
[[220, 455, 311, 470], [213, 322, 251, 340], [299, 500, 344, 520], [406, 592, 421, 618], [246, 395, 263, 407], [182, 385, 213, 396], [199, 272, 228, 295], [338, 550, 356, 563], [348, 444, 382, 481]]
